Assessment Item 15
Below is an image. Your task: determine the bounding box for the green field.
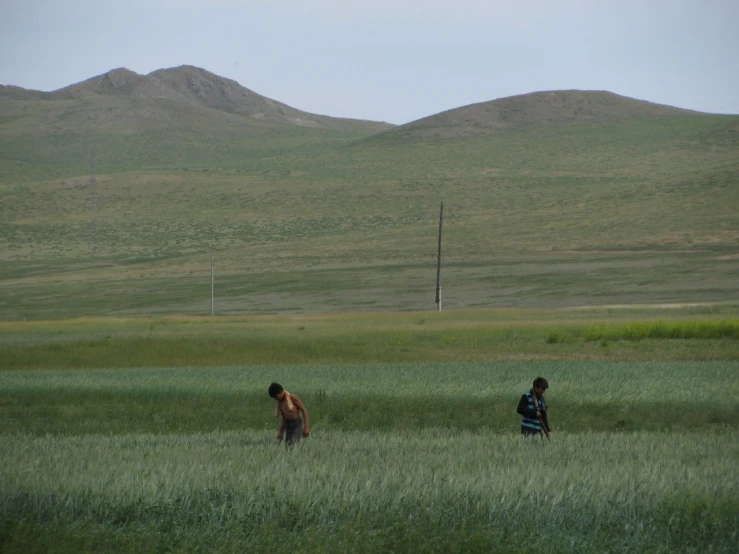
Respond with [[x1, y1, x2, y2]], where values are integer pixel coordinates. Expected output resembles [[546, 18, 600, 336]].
[[2, 309, 739, 370], [2, 430, 736, 553], [1, 312, 738, 552], [2, 79, 739, 551]]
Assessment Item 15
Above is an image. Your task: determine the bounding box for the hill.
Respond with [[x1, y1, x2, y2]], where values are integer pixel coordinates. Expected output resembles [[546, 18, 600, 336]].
[[368, 90, 708, 140], [0, 80, 738, 319], [0, 66, 394, 181], [52, 65, 392, 131]]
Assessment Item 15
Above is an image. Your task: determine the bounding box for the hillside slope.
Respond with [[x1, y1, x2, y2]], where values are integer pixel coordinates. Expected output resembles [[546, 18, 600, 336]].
[[366, 90, 708, 140], [1, 83, 738, 317], [52, 65, 392, 131], [0, 66, 394, 180]]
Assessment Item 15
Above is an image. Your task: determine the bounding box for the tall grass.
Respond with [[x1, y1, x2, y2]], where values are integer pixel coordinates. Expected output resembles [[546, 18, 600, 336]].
[[2, 360, 736, 405], [1, 360, 737, 435], [2, 358, 738, 551], [1, 430, 737, 553], [583, 320, 739, 341]]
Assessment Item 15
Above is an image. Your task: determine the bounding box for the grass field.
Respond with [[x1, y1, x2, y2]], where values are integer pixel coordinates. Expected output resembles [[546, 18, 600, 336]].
[[2, 309, 739, 369], [2, 84, 738, 551], [1, 311, 738, 552], [2, 247, 739, 320], [2, 430, 737, 553]]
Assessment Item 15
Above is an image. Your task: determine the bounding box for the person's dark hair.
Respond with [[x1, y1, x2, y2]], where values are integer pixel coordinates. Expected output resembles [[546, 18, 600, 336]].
[[533, 377, 549, 390], [268, 382, 284, 398]]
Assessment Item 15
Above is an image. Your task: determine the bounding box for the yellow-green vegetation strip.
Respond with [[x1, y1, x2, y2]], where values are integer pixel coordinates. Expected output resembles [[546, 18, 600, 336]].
[[582, 319, 739, 341], [2, 312, 739, 370]]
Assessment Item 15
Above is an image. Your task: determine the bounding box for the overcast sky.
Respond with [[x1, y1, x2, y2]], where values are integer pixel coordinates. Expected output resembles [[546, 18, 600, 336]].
[[1, 0, 737, 124]]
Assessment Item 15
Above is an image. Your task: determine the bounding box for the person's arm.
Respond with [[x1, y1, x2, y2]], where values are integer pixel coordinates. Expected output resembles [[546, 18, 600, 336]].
[[541, 409, 551, 435], [292, 394, 310, 437], [277, 418, 286, 441], [516, 394, 540, 419]]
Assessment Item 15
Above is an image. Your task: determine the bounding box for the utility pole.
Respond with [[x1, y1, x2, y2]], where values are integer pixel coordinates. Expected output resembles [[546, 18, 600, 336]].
[[435, 201, 444, 312], [210, 248, 215, 316]]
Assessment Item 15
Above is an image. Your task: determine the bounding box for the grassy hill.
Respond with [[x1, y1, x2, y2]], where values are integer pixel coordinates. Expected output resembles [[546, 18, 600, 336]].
[[1, 79, 737, 319], [0, 66, 394, 182], [53, 65, 394, 131], [373, 90, 704, 139]]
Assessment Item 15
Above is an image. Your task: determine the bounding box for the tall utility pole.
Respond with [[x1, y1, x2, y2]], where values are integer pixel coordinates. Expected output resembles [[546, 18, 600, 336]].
[[435, 201, 444, 312], [210, 248, 215, 316]]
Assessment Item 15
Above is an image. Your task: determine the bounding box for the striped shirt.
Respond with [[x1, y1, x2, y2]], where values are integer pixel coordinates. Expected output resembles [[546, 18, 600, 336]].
[[517, 390, 550, 433]]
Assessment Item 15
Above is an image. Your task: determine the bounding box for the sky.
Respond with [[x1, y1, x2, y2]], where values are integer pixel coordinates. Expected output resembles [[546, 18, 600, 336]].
[[1, 0, 737, 124]]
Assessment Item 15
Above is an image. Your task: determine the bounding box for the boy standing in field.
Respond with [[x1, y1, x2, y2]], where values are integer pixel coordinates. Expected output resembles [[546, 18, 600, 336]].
[[268, 382, 310, 446], [517, 377, 551, 439]]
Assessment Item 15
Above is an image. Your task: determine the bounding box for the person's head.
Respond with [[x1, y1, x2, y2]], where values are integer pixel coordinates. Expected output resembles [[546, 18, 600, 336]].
[[268, 382, 285, 400], [533, 377, 549, 395]]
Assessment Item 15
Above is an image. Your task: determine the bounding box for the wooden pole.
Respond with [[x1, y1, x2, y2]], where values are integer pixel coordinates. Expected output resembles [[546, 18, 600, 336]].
[[210, 249, 215, 316], [435, 202, 444, 312]]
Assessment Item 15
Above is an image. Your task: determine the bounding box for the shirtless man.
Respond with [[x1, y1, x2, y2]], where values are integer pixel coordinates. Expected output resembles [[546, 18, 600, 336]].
[[268, 382, 310, 446]]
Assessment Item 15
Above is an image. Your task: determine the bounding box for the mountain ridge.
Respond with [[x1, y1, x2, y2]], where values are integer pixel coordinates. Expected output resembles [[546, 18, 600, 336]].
[[2, 66, 736, 188], [2, 65, 394, 131], [367, 90, 715, 141], [4, 66, 731, 134]]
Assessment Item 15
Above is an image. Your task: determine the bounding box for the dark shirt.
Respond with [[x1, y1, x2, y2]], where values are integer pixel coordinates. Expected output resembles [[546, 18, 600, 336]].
[[517, 390, 550, 432]]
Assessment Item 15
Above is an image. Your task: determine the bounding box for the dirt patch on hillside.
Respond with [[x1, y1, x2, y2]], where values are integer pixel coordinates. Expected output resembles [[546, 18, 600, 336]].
[[546, 249, 702, 255], [562, 302, 719, 311]]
